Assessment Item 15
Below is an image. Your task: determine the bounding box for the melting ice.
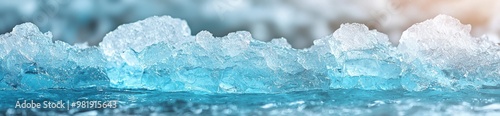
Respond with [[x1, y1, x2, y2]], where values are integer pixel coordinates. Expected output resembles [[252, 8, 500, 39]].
[[1, 15, 499, 93]]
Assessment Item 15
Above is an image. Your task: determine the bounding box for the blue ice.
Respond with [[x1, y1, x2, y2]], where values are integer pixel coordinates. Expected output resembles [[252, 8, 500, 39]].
[[1, 15, 499, 93]]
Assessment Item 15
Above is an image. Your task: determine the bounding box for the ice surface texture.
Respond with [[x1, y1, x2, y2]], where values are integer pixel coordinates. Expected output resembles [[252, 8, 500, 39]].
[[1, 15, 499, 93]]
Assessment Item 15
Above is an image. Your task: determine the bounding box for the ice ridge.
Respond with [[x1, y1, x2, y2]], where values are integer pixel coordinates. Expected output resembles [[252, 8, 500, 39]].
[[0, 15, 499, 93]]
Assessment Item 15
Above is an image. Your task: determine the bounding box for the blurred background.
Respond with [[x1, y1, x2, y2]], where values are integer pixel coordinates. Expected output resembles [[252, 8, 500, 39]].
[[0, 0, 499, 48]]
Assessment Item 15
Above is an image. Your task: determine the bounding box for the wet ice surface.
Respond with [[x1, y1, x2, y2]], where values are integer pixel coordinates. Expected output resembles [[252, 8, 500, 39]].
[[1, 15, 500, 115]]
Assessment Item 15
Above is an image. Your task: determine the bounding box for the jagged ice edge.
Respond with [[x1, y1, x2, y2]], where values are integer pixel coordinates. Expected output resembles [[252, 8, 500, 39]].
[[0, 15, 499, 93]]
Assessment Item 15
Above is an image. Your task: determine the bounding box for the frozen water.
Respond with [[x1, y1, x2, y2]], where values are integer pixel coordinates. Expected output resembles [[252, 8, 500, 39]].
[[100, 16, 191, 65], [398, 15, 500, 90], [1, 88, 498, 115], [1, 15, 500, 116], [0, 23, 108, 90], [1, 15, 499, 93]]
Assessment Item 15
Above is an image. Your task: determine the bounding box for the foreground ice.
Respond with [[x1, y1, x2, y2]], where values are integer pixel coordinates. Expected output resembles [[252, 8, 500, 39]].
[[0, 15, 499, 93]]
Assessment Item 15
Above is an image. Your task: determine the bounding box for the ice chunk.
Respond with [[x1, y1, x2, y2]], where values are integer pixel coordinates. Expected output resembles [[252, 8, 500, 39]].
[[99, 16, 194, 89], [100, 16, 191, 65], [399, 15, 479, 66], [309, 23, 402, 90], [399, 15, 500, 89], [0, 23, 108, 90]]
